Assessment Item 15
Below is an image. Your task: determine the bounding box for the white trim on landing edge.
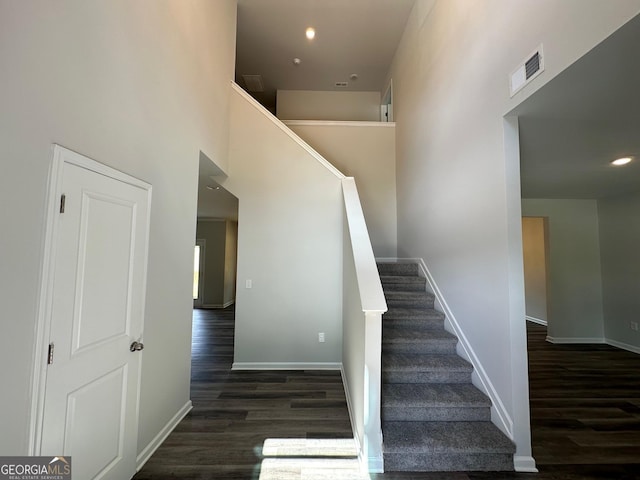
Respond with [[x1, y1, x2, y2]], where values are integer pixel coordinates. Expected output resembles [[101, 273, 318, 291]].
[[376, 257, 514, 440], [525, 316, 547, 326], [136, 400, 192, 471], [283, 120, 396, 128], [232, 362, 341, 370]]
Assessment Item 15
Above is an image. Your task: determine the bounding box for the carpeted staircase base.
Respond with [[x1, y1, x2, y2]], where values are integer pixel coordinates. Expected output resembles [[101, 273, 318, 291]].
[[378, 262, 515, 472]]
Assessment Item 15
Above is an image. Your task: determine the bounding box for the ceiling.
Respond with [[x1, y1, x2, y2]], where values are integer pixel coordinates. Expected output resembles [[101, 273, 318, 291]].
[[199, 0, 418, 220], [513, 13, 640, 199], [235, 0, 417, 112], [197, 152, 238, 220], [202, 3, 640, 217]]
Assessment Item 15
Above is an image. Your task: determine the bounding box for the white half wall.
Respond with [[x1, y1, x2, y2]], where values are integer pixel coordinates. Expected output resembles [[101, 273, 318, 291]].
[[389, 0, 640, 466], [225, 86, 345, 366], [521, 199, 605, 341], [0, 0, 237, 456], [277, 90, 382, 121], [285, 121, 397, 257]]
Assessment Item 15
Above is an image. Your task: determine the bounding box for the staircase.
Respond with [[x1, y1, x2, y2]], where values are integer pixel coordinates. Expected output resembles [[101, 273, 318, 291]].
[[378, 262, 516, 472]]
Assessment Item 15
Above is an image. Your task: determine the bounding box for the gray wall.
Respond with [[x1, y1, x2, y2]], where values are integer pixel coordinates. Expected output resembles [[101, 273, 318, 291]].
[[388, 0, 640, 464], [598, 191, 640, 351], [285, 121, 398, 257], [521, 200, 605, 341], [521, 217, 549, 323], [0, 0, 237, 456], [225, 87, 344, 367], [196, 219, 238, 307], [277, 90, 382, 121]]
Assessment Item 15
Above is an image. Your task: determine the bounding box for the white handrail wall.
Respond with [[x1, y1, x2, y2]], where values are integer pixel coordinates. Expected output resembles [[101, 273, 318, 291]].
[[341, 177, 387, 472]]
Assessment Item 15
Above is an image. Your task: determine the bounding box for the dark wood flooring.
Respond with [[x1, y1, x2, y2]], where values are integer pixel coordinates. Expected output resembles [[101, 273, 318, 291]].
[[135, 309, 640, 479]]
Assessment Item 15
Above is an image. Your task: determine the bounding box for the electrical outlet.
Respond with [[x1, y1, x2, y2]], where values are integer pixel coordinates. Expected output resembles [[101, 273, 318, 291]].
[[318, 332, 325, 343], [630, 321, 639, 332]]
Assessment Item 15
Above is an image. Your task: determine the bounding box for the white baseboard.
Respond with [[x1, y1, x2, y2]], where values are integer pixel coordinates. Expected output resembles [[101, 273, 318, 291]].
[[391, 257, 515, 441], [525, 316, 547, 326], [231, 362, 341, 370], [136, 400, 192, 471], [340, 365, 363, 470], [546, 336, 605, 344], [514, 455, 538, 472], [340, 365, 359, 451], [199, 300, 235, 309], [606, 338, 640, 354]]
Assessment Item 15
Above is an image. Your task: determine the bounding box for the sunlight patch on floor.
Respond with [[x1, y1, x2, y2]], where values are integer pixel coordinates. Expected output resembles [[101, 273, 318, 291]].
[[259, 438, 369, 480], [262, 438, 359, 457]]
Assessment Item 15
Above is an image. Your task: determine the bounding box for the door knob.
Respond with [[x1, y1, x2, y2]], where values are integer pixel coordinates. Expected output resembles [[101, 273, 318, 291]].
[[130, 341, 144, 352]]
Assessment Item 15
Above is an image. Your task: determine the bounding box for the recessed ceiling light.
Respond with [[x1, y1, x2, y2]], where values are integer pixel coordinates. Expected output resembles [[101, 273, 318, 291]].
[[349, 73, 358, 81], [306, 27, 315, 40], [611, 157, 633, 166], [292, 57, 301, 66], [206, 185, 221, 190]]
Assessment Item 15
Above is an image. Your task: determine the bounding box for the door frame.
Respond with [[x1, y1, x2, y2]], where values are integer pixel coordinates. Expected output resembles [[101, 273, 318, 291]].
[[193, 239, 206, 308], [29, 144, 152, 455]]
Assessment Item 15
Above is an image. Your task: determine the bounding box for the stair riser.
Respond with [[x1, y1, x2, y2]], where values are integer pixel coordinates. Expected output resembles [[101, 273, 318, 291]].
[[383, 453, 514, 472], [387, 297, 434, 309], [383, 319, 444, 330], [382, 282, 426, 292], [377, 264, 419, 276], [382, 342, 457, 355], [382, 407, 491, 422], [383, 371, 472, 384]]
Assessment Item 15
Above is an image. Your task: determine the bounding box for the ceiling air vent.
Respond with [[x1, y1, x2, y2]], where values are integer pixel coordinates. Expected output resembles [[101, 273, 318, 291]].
[[510, 45, 544, 97], [335, 82, 348, 88], [242, 74, 264, 93]]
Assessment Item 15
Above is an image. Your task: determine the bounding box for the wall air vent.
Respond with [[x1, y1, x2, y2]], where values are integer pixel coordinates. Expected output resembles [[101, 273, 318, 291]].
[[334, 82, 348, 88], [510, 45, 544, 97], [242, 74, 264, 93]]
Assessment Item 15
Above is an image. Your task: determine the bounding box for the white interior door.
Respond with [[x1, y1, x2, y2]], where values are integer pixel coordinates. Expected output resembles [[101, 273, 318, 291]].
[[40, 147, 151, 480]]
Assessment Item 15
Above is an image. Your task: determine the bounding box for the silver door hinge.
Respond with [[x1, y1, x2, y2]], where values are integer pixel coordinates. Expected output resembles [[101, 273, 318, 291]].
[[60, 194, 66, 213], [47, 343, 54, 365]]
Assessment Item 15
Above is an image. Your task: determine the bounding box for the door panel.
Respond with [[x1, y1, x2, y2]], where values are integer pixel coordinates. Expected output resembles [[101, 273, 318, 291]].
[[40, 148, 150, 480], [64, 366, 127, 480], [74, 192, 135, 352]]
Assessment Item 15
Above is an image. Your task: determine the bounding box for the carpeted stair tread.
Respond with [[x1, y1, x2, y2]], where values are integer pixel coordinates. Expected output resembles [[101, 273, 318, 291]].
[[385, 291, 434, 308], [383, 421, 515, 455], [383, 328, 457, 354], [382, 353, 473, 372], [377, 261, 514, 472], [383, 353, 473, 384], [382, 383, 491, 409], [383, 353, 472, 373], [384, 307, 444, 321], [383, 327, 456, 342], [377, 263, 419, 277], [382, 317, 444, 331], [383, 309, 445, 331], [380, 275, 426, 284], [381, 275, 427, 292]]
